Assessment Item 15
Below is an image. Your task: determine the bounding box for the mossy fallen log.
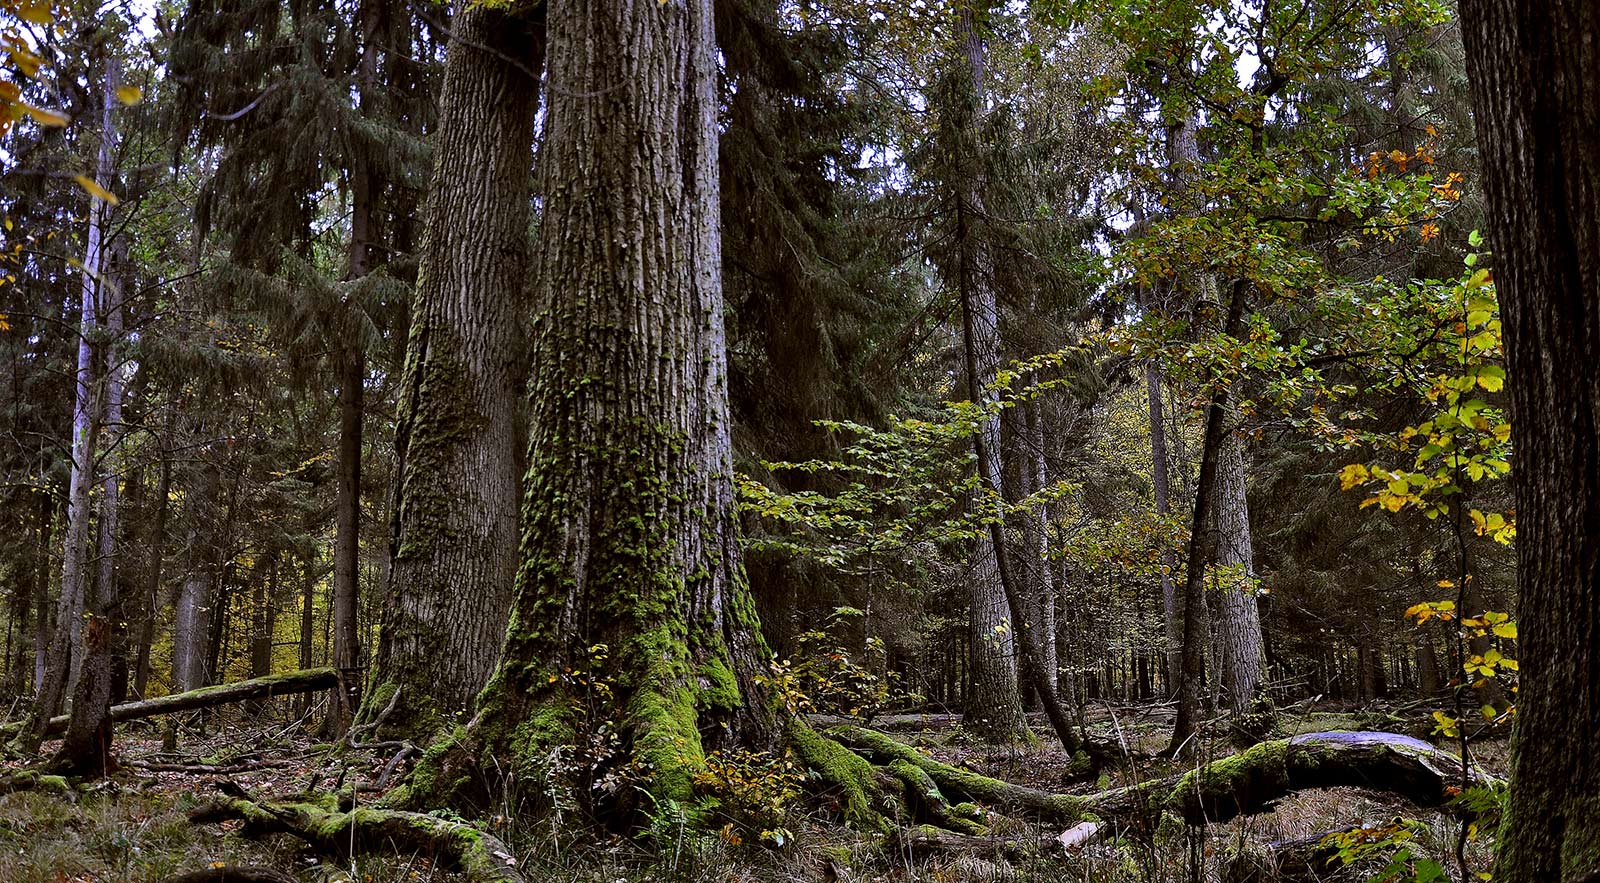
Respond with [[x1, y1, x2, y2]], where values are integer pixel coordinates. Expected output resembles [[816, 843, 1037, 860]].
[[0, 769, 74, 798], [831, 727, 1498, 829], [1, 668, 339, 740], [190, 792, 523, 883]]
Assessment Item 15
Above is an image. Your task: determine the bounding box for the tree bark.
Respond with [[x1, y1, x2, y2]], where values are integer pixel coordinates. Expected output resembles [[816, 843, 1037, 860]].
[[410, 0, 776, 815], [327, 345, 363, 734], [1212, 427, 1265, 714], [1459, 2, 1600, 880], [17, 60, 118, 754], [55, 212, 129, 778], [1168, 280, 1248, 757], [133, 451, 171, 699], [1147, 361, 1182, 693], [174, 454, 219, 693], [366, 2, 543, 740], [951, 0, 1028, 746]]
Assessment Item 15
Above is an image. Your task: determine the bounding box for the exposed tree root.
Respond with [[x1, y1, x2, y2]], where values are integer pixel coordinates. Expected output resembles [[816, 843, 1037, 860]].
[[189, 786, 524, 883], [827, 727, 1499, 833]]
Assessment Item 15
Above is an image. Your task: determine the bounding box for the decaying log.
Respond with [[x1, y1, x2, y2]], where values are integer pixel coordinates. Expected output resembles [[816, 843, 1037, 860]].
[[1, 668, 339, 740], [190, 790, 523, 883], [832, 727, 1498, 830]]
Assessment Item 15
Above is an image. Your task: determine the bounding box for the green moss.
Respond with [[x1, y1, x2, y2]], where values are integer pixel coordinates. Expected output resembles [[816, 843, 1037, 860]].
[[696, 656, 741, 713], [786, 718, 881, 829]]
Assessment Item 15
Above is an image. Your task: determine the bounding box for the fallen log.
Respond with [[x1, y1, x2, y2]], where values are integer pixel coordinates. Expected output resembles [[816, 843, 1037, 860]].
[[831, 727, 1498, 830], [190, 791, 523, 883], [1, 668, 338, 740]]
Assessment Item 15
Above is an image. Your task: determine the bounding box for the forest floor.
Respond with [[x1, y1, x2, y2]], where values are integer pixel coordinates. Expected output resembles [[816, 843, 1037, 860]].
[[0, 700, 1506, 883]]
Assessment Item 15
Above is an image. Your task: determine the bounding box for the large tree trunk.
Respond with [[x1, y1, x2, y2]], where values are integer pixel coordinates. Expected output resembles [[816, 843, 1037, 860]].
[[1212, 428, 1265, 714], [950, 1, 1028, 746], [1459, 3, 1600, 880], [411, 0, 775, 815], [365, 2, 543, 740]]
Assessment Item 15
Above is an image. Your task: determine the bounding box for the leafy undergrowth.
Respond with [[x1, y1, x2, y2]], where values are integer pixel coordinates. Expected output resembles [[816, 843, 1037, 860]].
[[0, 703, 1505, 883]]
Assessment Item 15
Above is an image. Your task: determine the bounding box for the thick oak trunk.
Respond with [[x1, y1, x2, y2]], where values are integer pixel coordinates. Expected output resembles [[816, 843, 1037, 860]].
[[1459, 2, 1600, 880], [413, 0, 775, 815], [366, 2, 544, 739]]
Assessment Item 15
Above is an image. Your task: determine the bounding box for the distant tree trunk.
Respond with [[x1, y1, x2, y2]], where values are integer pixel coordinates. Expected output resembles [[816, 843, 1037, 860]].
[[1147, 361, 1182, 694], [297, 556, 318, 716], [1414, 631, 1441, 695], [1459, 3, 1600, 879], [411, 0, 777, 812], [132, 451, 171, 699], [326, 346, 363, 734], [323, 0, 384, 738], [950, 1, 1028, 746], [366, 2, 544, 740], [1021, 398, 1059, 693], [31, 493, 54, 694], [173, 456, 219, 692], [1168, 280, 1248, 757], [250, 555, 278, 680], [1212, 428, 1265, 714]]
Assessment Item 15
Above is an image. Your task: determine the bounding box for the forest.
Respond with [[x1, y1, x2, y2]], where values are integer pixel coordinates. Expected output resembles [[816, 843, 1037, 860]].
[[0, 0, 1593, 881]]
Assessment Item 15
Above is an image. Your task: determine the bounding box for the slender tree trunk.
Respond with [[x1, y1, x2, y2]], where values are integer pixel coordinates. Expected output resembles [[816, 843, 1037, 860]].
[[32, 493, 54, 695], [173, 456, 219, 693], [950, 1, 1028, 745], [1459, 4, 1600, 878], [326, 346, 363, 733], [365, 2, 544, 739], [52, 61, 123, 775], [17, 65, 118, 753], [415, 0, 775, 813], [132, 451, 170, 700], [1021, 398, 1058, 693], [1147, 361, 1182, 694], [1212, 428, 1264, 714], [1167, 280, 1248, 757]]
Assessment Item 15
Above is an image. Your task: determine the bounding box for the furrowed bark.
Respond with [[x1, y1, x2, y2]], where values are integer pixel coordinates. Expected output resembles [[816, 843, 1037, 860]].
[[409, 0, 777, 817], [1459, 1, 1600, 880], [1213, 427, 1265, 715], [366, 1, 544, 741]]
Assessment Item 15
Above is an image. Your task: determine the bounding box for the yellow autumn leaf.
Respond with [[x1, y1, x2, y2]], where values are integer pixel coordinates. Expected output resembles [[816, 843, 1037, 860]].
[[73, 175, 119, 205], [115, 85, 142, 106], [17, 0, 51, 26], [23, 104, 67, 126]]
